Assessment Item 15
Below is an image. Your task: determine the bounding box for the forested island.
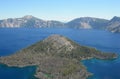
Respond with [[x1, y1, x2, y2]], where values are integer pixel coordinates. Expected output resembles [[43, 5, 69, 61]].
[[0, 34, 117, 79]]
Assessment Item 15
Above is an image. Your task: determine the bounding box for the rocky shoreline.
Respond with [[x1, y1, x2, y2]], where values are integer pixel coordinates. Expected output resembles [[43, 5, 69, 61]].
[[0, 35, 117, 79]]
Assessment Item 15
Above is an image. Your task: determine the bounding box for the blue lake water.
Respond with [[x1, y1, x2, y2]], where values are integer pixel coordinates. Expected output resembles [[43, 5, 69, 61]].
[[0, 64, 37, 79], [0, 28, 120, 79]]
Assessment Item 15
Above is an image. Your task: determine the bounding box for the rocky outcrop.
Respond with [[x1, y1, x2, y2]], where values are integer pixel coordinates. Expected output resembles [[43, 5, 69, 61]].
[[0, 34, 117, 79], [107, 16, 120, 33], [66, 17, 108, 29], [66, 16, 120, 32], [1, 15, 120, 32], [0, 15, 65, 28]]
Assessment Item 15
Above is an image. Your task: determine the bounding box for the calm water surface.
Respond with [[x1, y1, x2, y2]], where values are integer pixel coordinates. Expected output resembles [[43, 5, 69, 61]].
[[0, 28, 120, 79]]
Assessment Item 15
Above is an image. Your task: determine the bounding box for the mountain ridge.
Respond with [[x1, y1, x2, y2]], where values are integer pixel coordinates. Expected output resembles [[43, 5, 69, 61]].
[[0, 15, 65, 28], [107, 16, 120, 32], [0, 15, 120, 32], [66, 17, 109, 29]]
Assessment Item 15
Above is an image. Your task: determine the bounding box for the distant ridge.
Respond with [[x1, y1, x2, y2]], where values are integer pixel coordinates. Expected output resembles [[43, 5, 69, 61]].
[[66, 17, 109, 29], [107, 16, 120, 32], [0, 15, 65, 28], [0, 15, 120, 33]]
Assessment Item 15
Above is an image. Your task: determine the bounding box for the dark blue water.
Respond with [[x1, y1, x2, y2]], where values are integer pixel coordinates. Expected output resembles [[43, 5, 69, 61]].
[[0, 64, 37, 79], [0, 28, 120, 79], [83, 58, 120, 79]]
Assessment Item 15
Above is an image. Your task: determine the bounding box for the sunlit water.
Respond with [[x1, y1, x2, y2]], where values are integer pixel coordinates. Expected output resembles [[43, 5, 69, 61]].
[[0, 28, 120, 79]]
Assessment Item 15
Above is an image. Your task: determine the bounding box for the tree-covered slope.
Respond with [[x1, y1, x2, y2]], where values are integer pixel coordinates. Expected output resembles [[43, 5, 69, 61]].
[[0, 34, 117, 79]]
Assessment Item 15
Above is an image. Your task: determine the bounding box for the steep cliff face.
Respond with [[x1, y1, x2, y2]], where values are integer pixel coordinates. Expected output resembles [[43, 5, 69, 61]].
[[0, 15, 65, 28], [0, 34, 117, 79], [66, 17, 108, 29], [1, 15, 120, 33], [0, 16, 109, 29], [107, 16, 120, 32]]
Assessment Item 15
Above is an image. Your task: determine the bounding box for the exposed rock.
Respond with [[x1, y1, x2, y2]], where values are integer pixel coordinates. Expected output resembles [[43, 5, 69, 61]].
[[0, 34, 117, 79], [107, 16, 120, 33], [1, 15, 120, 33], [0, 15, 65, 28], [66, 17, 108, 29]]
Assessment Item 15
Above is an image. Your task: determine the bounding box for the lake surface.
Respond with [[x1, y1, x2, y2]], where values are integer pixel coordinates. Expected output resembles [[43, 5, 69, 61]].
[[0, 28, 120, 79], [0, 64, 37, 79]]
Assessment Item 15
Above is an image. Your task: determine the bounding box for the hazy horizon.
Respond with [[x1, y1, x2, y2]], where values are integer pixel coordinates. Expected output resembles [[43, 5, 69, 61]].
[[0, 0, 120, 21], [0, 15, 119, 22]]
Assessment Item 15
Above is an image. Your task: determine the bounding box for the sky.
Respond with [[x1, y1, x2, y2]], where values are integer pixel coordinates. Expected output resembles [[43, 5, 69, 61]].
[[0, 0, 120, 21]]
